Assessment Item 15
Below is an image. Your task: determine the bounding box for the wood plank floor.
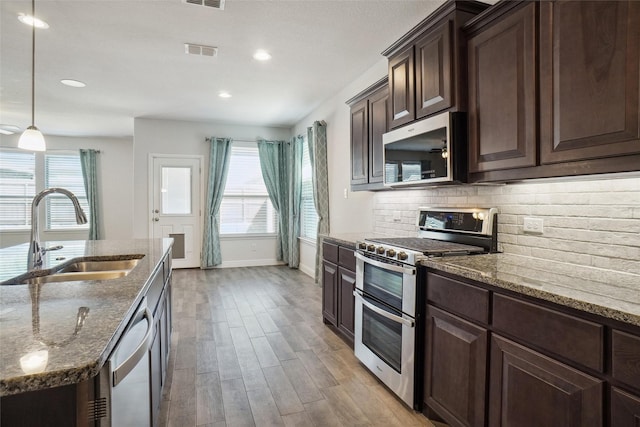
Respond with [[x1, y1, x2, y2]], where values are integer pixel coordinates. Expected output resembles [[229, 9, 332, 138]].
[[159, 266, 437, 427]]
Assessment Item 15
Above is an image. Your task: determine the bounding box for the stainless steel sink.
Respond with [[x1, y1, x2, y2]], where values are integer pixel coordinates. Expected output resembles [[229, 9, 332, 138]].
[[58, 259, 141, 273], [24, 270, 132, 284], [2, 255, 144, 285]]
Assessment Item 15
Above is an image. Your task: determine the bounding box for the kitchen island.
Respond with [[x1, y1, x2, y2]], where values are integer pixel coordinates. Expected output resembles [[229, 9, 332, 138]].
[[0, 239, 173, 426]]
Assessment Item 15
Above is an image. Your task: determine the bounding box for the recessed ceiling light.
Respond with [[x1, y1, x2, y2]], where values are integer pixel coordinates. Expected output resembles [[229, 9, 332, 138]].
[[61, 79, 86, 88], [18, 13, 49, 29], [253, 50, 271, 61], [0, 125, 21, 135], [218, 91, 232, 98]]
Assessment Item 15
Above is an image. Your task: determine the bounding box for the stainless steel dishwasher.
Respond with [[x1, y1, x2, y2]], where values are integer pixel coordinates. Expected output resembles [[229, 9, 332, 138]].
[[96, 297, 153, 426]]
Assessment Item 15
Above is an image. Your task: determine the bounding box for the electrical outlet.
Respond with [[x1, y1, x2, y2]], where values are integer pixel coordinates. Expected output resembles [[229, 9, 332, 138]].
[[343, 188, 348, 199], [523, 217, 544, 234]]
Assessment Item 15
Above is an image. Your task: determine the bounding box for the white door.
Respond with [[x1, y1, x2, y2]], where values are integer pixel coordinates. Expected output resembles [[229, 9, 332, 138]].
[[150, 156, 202, 269]]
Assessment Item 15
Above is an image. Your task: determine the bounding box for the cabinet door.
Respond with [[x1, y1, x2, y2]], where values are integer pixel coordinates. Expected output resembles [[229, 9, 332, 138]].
[[489, 335, 603, 427], [416, 20, 452, 119], [350, 98, 369, 185], [322, 260, 338, 326], [611, 387, 640, 427], [425, 305, 487, 427], [368, 87, 389, 184], [389, 45, 415, 129], [337, 267, 356, 343], [540, 0, 640, 164], [468, 3, 537, 172]]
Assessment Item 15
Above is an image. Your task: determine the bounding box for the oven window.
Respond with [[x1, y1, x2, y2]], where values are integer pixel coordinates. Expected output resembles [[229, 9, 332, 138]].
[[362, 297, 402, 373], [363, 263, 403, 311]]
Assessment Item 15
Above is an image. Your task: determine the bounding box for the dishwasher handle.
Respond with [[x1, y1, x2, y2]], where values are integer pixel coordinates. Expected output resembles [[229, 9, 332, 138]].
[[112, 302, 153, 387]]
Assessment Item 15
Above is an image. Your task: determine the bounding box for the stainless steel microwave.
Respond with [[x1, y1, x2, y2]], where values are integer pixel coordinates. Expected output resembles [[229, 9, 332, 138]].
[[382, 111, 467, 187]]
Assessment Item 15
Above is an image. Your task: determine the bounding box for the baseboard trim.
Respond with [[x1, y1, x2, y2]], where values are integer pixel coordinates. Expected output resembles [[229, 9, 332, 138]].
[[218, 259, 285, 268], [299, 263, 315, 278]]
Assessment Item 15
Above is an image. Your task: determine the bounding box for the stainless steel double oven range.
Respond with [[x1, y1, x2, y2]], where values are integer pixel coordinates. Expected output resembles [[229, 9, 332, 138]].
[[354, 207, 498, 410]]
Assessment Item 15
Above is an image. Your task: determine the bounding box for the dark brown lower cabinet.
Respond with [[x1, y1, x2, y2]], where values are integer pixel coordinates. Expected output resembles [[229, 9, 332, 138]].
[[424, 305, 487, 427], [322, 260, 338, 326], [337, 266, 356, 342], [489, 334, 603, 427], [322, 241, 356, 345], [611, 387, 640, 427]]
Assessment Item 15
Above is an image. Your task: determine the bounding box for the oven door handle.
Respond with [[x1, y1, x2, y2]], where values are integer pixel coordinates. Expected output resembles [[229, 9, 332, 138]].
[[353, 291, 414, 328], [355, 252, 416, 275]]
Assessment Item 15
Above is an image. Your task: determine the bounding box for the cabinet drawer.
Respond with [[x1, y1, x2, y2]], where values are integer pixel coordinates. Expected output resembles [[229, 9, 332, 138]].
[[338, 246, 356, 271], [427, 272, 489, 324], [492, 294, 604, 371], [612, 329, 640, 390], [322, 242, 339, 264]]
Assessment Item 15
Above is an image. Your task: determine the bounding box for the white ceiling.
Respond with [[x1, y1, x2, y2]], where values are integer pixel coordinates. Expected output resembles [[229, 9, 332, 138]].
[[1, 0, 455, 138]]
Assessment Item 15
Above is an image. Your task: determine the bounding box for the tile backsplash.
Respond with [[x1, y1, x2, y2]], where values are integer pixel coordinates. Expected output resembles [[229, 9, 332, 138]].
[[373, 175, 640, 273]]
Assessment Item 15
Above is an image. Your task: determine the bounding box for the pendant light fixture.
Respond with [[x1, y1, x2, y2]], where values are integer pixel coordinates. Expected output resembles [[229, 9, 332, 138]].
[[18, 0, 46, 152]]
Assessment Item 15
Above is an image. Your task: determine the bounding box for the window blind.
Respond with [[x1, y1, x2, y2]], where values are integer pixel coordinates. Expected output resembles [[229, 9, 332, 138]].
[[219, 144, 277, 235], [300, 139, 318, 239], [0, 150, 36, 230], [45, 153, 90, 230]]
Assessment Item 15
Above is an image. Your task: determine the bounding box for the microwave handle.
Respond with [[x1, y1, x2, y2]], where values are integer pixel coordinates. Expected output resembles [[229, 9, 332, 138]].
[[355, 252, 415, 276], [354, 290, 414, 328]]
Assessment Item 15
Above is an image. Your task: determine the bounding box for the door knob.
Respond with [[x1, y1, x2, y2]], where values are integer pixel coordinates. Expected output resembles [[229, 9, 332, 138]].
[[153, 209, 159, 214], [153, 217, 159, 222]]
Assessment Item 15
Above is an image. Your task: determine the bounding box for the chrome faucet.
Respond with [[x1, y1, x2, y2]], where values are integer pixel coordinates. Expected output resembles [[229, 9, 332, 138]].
[[28, 188, 88, 269]]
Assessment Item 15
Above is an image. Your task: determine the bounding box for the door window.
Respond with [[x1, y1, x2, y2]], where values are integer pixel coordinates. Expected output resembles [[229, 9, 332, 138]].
[[161, 167, 191, 215]]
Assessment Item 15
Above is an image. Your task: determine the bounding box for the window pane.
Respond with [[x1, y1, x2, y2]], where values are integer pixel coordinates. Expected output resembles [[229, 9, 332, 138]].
[[220, 144, 277, 235], [0, 150, 35, 230], [300, 139, 318, 239], [45, 154, 90, 230], [161, 166, 192, 214]]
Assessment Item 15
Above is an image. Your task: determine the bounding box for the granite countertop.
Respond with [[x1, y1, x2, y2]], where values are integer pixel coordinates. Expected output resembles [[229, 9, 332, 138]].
[[422, 253, 640, 328], [0, 239, 172, 396], [320, 232, 390, 248]]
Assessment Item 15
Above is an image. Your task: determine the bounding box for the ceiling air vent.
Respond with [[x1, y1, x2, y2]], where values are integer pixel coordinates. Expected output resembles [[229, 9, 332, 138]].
[[184, 43, 218, 57], [183, 0, 225, 10]]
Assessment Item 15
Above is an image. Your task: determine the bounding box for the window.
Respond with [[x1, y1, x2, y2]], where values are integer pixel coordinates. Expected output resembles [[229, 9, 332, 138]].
[[300, 138, 318, 239], [0, 150, 35, 230], [0, 149, 89, 231], [45, 153, 89, 230], [219, 142, 277, 235]]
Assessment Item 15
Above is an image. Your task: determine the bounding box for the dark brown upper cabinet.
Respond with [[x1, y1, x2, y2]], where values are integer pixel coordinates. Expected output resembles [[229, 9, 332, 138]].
[[539, 0, 640, 164], [464, 0, 640, 182], [383, 0, 488, 130], [467, 2, 537, 173], [347, 77, 390, 191]]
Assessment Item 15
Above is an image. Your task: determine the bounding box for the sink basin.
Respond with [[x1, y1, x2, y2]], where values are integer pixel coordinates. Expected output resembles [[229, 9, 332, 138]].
[[58, 258, 141, 273], [24, 270, 131, 284], [1, 255, 144, 286]]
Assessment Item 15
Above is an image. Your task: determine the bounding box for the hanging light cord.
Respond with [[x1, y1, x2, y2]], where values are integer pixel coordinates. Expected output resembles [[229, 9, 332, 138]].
[[30, 0, 36, 127]]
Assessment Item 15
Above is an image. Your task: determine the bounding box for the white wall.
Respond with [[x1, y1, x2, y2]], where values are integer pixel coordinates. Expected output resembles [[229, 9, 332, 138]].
[[0, 134, 134, 248], [293, 58, 390, 276], [133, 118, 292, 267]]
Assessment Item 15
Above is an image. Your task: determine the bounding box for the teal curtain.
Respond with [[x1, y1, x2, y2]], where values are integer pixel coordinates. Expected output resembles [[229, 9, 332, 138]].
[[308, 121, 329, 282], [79, 149, 100, 240], [287, 136, 304, 268], [257, 140, 289, 263], [201, 137, 232, 268]]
